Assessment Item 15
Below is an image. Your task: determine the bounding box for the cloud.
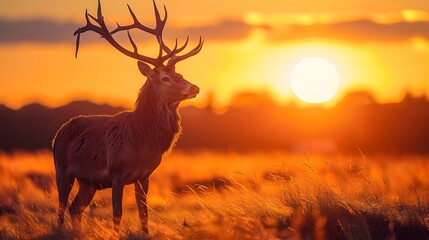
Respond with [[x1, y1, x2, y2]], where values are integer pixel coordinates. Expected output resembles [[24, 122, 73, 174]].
[[0, 18, 78, 44], [0, 18, 264, 45], [271, 19, 429, 42], [2, 17, 428, 45], [166, 20, 270, 41]]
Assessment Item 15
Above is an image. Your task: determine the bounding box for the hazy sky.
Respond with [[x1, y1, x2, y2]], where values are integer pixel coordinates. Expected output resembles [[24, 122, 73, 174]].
[[1, 0, 427, 21], [1, 0, 429, 109]]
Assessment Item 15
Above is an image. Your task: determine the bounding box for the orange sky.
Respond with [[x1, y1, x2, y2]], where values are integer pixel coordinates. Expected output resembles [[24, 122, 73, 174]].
[[1, 0, 429, 109]]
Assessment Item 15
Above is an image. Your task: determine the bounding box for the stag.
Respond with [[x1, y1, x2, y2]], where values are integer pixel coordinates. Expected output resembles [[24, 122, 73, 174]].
[[52, 0, 203, 235]]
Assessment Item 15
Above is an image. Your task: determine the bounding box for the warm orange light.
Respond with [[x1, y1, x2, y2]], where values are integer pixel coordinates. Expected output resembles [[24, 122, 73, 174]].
[[289, 57, 339, 104], [401, 9, 428, 22]]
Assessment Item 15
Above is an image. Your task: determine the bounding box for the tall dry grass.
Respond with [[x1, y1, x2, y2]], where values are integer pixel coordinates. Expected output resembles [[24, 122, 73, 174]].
[[0, 150, 429, 239]]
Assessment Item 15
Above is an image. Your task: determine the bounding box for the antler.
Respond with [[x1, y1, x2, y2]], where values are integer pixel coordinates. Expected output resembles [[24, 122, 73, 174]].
[[74, 0, 203, 68], [166, 36, 203, 67]]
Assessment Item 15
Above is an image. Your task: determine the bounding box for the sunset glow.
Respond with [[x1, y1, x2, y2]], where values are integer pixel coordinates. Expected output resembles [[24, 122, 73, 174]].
[[3, 1, 429, 239]]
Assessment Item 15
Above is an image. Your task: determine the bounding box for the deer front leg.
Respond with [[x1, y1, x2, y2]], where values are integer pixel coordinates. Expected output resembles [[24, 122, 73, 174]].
[[134, 178, 149, 236], [112, 178, 124, 233]]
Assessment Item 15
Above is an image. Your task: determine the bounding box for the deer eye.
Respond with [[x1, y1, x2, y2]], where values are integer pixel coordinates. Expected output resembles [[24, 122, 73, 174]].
[[161, 76, 170, 82]]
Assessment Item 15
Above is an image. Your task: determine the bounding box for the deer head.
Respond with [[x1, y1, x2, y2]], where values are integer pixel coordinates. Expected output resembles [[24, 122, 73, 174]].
[[74, 0, 203, 106]]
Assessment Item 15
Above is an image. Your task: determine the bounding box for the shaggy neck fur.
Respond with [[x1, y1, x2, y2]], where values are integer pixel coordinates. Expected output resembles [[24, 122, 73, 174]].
[[129, 80, 181, 155]]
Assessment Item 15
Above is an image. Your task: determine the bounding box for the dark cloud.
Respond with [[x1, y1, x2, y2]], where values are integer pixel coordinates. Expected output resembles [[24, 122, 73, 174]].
[[272, 20, 429, 42], [0, 18, 78, 44], [165, 20, 270, 41], [2, 17, 428, 45], [107, 20, 264, 46], [0, 18, 262, 45]]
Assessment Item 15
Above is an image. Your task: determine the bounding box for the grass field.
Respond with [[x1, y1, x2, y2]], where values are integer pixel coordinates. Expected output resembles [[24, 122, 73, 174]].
[[1, 150, 429, 239]]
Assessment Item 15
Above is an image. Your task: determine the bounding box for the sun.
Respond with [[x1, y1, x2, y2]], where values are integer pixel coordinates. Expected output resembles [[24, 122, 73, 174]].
[[290, 57, 340, 104]]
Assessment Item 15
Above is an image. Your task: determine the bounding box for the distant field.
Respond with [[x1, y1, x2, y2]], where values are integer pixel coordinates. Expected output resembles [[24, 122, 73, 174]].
[[1, 151, 429, 239]]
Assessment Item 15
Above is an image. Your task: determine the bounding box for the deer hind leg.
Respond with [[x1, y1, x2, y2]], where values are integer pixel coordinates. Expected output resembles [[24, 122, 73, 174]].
[[69, 180, 96, 232], [134, 178, 149, 236], [56, 170, 74, 227]]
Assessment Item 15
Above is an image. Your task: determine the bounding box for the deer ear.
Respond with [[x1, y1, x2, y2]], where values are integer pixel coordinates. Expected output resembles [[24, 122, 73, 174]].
[[137, 61, 153, 77]]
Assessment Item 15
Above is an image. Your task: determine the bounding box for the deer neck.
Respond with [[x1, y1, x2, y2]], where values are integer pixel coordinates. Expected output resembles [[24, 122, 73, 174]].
[[129, 82, 181, 154]]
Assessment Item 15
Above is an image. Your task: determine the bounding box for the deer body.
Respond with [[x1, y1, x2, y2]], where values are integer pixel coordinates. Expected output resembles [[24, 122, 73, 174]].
[[54, 84, 179, 189], [53, 0, 202, 235]]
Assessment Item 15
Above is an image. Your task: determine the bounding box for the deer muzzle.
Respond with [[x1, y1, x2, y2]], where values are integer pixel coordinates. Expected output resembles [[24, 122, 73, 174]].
[[183, 84, 200, 99]]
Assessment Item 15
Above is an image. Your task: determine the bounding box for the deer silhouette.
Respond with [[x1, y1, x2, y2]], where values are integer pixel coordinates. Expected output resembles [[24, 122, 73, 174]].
[[52, 0, 203, 235]]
